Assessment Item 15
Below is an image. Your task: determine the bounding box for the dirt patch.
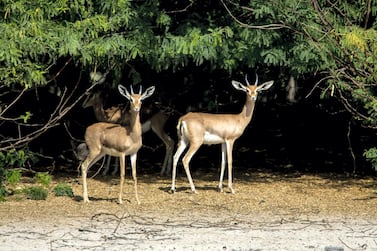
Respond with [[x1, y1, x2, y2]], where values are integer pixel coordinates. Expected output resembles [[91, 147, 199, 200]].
[[1, 170, 377, 250]]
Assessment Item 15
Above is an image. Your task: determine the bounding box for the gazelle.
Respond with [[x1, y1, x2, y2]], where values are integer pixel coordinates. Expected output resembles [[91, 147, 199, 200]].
[[83, 72, 174, 175], [81, 85, 155, 204], [171, 74, 273, 194], [82, 91, 124, 123]]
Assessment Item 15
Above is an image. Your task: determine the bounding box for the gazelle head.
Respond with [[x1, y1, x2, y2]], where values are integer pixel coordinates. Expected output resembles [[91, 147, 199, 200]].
[[232, 74, 274, 101], [118, 85, 155, 112]]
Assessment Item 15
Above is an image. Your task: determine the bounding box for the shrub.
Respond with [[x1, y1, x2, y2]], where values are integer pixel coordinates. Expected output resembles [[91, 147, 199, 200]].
[[34, 172, 51, 188], [53, 183, 74, 198], [23, 186, 48, 200], [364, 148, 377, 172], [5, 169, 22, 187]]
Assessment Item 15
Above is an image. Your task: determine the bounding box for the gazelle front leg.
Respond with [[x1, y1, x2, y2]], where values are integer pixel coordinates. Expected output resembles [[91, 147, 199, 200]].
[[226, 140, 235, 194], [81, 160, 90, 203], [118, 155, 126, 204], [130, 153, 140, 205], [218, 143, 227, 192]]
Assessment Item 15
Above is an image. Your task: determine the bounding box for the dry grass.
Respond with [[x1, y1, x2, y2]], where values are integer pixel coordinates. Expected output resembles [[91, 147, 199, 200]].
[[1, 170, 377, 223]]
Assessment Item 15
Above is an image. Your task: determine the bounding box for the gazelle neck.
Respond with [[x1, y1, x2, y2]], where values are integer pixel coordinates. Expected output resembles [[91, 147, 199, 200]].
[[240, 94, 256, 124], [92, 101, 107, 122], [128, 109, 142, 137]]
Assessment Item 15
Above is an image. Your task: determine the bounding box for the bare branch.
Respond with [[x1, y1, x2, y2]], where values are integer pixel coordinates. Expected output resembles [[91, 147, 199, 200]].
[[0, 88, 26, 119], [364, 0, 372, 29], [46, 57, 73, 85], [0, 71, 100, 152], [336, 88, 370, 122], [165, 0, 194, 14], [305, 75, 333, 98], [220, 0, 289, 30]]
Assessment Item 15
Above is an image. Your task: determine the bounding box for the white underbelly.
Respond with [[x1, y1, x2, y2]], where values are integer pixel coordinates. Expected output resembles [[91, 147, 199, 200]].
[[203, 131, 224, 145]]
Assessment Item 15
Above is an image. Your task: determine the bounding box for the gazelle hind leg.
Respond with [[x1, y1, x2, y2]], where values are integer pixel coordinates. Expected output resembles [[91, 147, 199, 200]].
[[111, 158, 119, 176], [152, 116, 174, 175], [160, 136, 174, 175], [171, 140, 187, 192], [182, 143, 201, 193], [82, 152, 104, 202], [102, 156, 112, 175]]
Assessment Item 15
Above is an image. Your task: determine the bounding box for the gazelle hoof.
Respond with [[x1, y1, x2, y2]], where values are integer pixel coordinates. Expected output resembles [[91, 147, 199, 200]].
[[169, 188, 176, 194]]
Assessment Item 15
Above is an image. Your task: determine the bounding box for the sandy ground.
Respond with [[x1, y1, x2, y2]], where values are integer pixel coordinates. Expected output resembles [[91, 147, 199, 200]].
[[0, 170, 377, 250]]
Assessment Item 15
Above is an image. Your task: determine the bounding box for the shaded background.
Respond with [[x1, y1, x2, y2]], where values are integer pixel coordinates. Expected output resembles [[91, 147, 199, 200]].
[[27, 65, 375, 177]]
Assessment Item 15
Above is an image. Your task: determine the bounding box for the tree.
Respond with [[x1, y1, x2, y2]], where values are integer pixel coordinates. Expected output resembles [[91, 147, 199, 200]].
[[0, 0, 375, 172], [220, 0, 377, 171]]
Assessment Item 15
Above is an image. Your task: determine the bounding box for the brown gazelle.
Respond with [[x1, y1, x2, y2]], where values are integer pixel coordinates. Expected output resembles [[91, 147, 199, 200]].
[[81, 84, 155, 204], [82, 91, 123, 123], [83, 72, 174, 175], [171, 74, 273, 194]]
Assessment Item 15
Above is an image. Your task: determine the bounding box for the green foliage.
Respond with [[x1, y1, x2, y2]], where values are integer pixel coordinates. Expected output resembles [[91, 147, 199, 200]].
[[0, 167, 7, 202], [34, 172, 51, 188], [364, 148, 377, 171], [53, 183, 74, 198], [5, 169, 22, 187], [0, 0, 376, 172], [0, 149, 39, 169], [19, 111, 33, 123], [0, 170, 53, 201], [23, 186, 48, 200]]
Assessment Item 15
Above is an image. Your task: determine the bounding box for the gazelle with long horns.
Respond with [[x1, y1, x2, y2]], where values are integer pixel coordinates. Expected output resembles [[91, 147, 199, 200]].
[[81, 84, 155, 204], [171, 74, 273, 194], [83, 72, 174, 176]]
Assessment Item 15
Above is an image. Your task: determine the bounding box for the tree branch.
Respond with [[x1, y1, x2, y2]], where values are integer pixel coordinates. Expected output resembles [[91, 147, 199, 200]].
[[220, 0, 289, 30]]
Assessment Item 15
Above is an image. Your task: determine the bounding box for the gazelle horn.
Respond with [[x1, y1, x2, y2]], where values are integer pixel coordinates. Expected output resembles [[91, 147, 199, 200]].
[[130, 85, 135, 95], [255, 73, 259, 86], [139, 85, 142, 94], [245, 74, 250, 86]]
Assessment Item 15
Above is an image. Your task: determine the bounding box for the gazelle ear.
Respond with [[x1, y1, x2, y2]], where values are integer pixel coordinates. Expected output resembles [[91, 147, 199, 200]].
[[256, 80, 274, 92], [232, 80, 247, 92], [118, 85, 132, 99], [141, 86, 155, 100]]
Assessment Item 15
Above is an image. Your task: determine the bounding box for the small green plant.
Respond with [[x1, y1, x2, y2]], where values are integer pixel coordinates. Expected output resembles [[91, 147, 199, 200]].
[[0, 187, 6, 202], [34, 172, 51, 188], [5, 169, 22, 187], [0, 166, 6, 201], [364, 147, 377, 171], [53, 183, 74, 198], [0, 168, 22, 201], [23, 186, 48, 200]]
